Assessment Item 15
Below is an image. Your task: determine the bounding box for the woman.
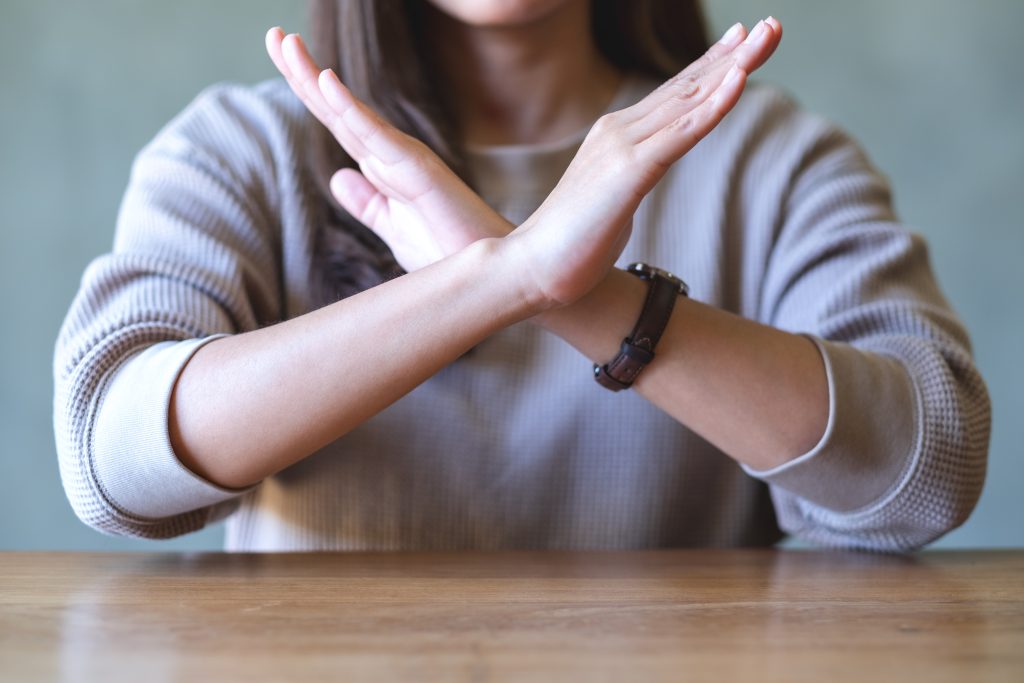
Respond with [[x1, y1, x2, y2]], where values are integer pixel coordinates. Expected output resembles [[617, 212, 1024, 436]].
[[54, 0, 989, 550]]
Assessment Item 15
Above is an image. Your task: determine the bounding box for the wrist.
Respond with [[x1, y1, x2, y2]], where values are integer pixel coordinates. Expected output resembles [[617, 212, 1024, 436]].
[[592, 263, 688, 391], [529, 268, 648, 363], [492, 232, 567, 316], [468, 236, 552, 322]]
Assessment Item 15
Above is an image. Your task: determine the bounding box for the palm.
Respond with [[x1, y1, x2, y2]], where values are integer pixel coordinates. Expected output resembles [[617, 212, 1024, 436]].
[[265, 29, 510, 272], [363, 192, 443, 272]]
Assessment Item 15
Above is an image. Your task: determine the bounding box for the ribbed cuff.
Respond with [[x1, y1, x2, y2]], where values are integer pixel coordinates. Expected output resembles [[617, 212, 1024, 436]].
[[90, 334, 254, 520], [741, 335, 920, 512]]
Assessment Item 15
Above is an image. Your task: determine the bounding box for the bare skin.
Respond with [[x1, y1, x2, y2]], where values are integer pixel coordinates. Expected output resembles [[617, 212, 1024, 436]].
[[423, 0, 625, 146], [169, 12, 827, 490]]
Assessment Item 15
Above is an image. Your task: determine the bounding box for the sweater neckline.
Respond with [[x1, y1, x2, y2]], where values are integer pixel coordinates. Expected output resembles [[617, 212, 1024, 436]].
[[464, 71, 647, 160], [463, 72, 655, 216]]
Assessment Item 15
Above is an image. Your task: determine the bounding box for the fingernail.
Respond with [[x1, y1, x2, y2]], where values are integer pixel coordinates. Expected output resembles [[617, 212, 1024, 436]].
[[718, 22, 743, 46], [744, 20, 767, 45]]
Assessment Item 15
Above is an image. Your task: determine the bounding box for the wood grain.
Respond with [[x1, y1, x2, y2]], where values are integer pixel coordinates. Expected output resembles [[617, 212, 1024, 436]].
[[1, 550, 1021, 682]]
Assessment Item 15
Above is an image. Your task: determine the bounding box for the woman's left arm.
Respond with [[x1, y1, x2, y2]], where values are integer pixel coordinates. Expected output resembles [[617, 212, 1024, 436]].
[[539, 102, 991, 551]]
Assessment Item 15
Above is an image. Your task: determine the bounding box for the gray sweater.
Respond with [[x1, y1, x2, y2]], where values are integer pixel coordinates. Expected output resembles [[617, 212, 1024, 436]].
[[53, 74, 990, 551]]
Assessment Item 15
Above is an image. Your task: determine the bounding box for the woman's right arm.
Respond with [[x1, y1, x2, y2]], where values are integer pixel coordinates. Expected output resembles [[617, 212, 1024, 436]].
[[53, 82, 544, 536], [168, 237, 538, 489]]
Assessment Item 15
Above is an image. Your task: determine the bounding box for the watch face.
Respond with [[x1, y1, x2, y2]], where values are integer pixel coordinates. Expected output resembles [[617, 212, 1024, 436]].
[[627, 262, 689, 296]]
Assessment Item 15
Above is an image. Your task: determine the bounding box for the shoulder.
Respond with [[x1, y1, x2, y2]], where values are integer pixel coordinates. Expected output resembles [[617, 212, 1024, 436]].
[[626, 73, 890, 220], [706, 81, 883, 193], [132, 78, 315, 190], [623, 72, 879, 182], [151, 77, 309, 147], [716, 81, 836, 144]]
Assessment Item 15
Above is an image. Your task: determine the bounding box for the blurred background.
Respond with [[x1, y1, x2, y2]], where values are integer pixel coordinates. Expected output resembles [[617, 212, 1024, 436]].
[[1, 0, 1021, 551]]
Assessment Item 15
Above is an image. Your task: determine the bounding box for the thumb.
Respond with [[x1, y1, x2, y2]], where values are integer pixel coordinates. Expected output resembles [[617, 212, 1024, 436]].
[[330, 168, 390, 239]]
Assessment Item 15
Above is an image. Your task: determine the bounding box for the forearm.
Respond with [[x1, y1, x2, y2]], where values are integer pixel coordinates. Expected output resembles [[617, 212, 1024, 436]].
[[533, 268, 829, 470], [170, 238, 540, 489]]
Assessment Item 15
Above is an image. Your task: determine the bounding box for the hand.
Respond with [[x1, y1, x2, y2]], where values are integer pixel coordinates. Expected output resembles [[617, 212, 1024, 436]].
[[265, 27, 512, 272], [506, 18, 782, 306], [266, 18, 783, 305]]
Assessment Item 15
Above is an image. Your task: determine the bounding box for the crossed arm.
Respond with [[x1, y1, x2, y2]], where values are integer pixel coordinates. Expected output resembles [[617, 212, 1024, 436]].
[[169, 18, 829, 489]]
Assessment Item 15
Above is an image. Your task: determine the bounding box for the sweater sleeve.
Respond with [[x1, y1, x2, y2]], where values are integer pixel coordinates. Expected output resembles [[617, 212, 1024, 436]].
[[742, 99, 991, 551], [53, 82, 290, 539]]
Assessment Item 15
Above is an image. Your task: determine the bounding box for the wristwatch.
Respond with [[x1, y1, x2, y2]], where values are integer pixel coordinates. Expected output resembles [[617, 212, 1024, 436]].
[[593, 262, 689, 392]]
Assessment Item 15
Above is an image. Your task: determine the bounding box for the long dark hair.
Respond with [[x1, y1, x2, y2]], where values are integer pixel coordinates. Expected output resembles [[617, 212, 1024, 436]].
[[305, 0, 710, 305]]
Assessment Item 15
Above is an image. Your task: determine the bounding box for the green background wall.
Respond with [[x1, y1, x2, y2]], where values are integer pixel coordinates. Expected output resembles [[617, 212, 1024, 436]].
[[2, 1, 1020, 550]]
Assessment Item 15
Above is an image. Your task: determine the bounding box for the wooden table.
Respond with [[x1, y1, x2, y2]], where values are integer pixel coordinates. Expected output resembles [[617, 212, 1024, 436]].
[[1, 550, 1021, 682]]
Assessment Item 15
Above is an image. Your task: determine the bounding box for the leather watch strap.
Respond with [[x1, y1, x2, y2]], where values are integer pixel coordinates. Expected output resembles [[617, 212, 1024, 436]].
[[593, 264, 687, 392]]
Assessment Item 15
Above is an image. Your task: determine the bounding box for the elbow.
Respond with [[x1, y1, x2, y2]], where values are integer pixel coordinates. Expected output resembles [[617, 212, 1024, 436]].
[[923, 361, 991, 545], [54, 430, 150, 540], [891, 339, 992, 551], [891, 392, 990, 552], [935, 485, 983, 539], [814, 482, 984, 553], [54, 364, 131, 539], [54, 368, 231, 542], [889, 478, 984, 552], [56, 448, 208, 541], [53, 367, 196, 542], [778, 340, 992, 554], [60, 481, 135, 540]]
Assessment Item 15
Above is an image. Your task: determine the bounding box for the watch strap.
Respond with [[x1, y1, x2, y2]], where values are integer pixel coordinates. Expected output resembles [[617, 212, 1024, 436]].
[[593, 271, 681, 391]]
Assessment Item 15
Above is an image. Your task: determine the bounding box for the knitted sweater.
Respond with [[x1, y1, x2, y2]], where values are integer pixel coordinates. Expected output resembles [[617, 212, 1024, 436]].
[[53, 74, 991, 551]]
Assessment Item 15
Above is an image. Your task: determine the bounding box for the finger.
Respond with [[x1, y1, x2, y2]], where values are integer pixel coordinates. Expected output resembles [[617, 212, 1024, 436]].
[[645, 18, 777, 120], [265, 27, 291, 79], [267, 27, 369, 161], [331, 168, 444, 270], [700, 20, 781, 92], [755, 16, 783, 70], [630, 19, 779, 140], [318, 68, 413, 166], [280, 33, 337, 123], [688, 22, 748, 73], [643, 21, 749, 111], [319, 67, 459, 206], [269, 29, 372, 162], [265, 28, 334, 124], [330, 168, 389, 234], [625, 22, 747, 122], [636, 64, 747, 169], [730, 17, 782, 74]]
